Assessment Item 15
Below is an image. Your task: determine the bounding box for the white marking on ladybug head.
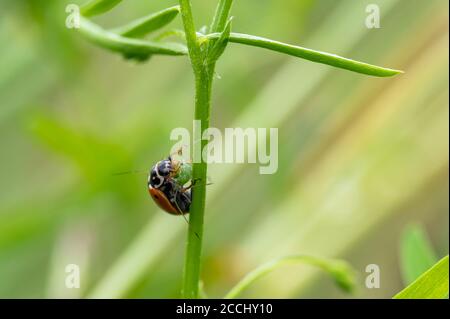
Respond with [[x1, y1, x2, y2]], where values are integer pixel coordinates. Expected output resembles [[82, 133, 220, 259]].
[[153, 170, 164, 189], [153, 175, 164, 188], [154, 161, 163, 178]]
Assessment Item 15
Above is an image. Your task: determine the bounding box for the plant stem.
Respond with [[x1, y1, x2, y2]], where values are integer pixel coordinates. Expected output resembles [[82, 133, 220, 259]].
[[179, 0, 233, 299], [178, 0, 211, 299], [183, 66, 213, 299]]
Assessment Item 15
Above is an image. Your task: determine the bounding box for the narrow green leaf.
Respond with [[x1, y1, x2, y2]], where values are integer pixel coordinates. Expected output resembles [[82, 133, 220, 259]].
[[113, 6, 180, 38], [207, 17, 232, 63], [206, 32, 403, 77], [400, 224, 438, 285], [224, 255, 356, 299], [210, 0, 234, 33], [394, 255, 449, 299], [78, 17, 187, 61], [81, 0, 122, 17]]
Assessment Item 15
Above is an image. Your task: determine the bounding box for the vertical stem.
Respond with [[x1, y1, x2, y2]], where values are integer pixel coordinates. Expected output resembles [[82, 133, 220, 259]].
[[179, 0, 213, 299], [179, 0, 233, 299], [183, 67, 213, 298]]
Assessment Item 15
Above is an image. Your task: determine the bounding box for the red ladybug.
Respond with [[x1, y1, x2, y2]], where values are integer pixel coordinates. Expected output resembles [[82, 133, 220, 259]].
[[148, 156, 191, 215]]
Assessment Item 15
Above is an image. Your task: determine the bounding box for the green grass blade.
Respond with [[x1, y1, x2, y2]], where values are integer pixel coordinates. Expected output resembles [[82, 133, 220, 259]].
[[224, 255, 356, 299], [210, 32, 403, 77], [78, 17, 187, 61], [400, 224, 438, 285], [113, 6, 180, 38], [394, 255, 449, 299], [81, 0, 122, 17]]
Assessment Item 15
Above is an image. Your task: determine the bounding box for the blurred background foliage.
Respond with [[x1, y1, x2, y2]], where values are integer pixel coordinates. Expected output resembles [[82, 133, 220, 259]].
[[0, 0, 448, 298]]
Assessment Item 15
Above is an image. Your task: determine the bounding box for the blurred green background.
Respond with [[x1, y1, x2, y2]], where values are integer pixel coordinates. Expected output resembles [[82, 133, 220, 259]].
[[0, 0, 448, 298]]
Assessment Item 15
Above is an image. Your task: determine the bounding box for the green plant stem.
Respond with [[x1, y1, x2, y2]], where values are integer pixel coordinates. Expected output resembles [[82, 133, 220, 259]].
[[179, 0, 202, 299], [179, 0, 233, 299], [179, 0, 210, 299], [178, 0, 203, 299], [183, 67, 213, 299]]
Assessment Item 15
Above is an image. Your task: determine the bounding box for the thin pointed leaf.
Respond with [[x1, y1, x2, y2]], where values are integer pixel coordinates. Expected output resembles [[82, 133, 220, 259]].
[[224, 255, 356, 299], [394, 255, 449, 299], [400, 224, 438, 285], [114, 6, 180, 38], [207, 17, 232, 63], [210, 0, 234, 33], [206, 32, 403, 77], [81, 0, 122, 17], [78, 17, 187, 61]]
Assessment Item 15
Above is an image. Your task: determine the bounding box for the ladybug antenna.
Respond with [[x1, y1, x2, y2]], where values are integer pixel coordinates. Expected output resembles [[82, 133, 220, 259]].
[[112, 169, 147, 176], [169, 145, 187, 160]]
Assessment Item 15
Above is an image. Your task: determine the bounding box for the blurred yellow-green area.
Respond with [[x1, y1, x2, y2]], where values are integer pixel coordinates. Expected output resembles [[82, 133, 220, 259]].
[[0, 0, 448, 298]]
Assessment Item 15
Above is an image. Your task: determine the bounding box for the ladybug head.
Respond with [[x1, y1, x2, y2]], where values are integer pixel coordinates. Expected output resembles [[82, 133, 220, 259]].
[[148, 159, 172, 189]]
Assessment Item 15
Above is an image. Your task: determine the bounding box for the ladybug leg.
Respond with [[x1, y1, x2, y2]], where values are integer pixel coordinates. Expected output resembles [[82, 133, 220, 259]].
[[171, 189, 198, 240], [182, 178, 213, 192], [180, 179, 199, 192], [172, 195, 185, 215], [184, 178, 199, 190], [171, 189, 189, 219]]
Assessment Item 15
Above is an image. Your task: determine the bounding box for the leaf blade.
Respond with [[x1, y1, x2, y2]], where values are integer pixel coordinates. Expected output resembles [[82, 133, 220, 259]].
[[400, 224, 438, 285], [78, 17, 187, 61], [394, 255, 449, 299], [114, 6, 180, 38], [209, 0, 234, 33], [206, 17, 233, 64], [220, 32, 403, 77], [81, 0, 122, 17], [224, 255, 356, 299]]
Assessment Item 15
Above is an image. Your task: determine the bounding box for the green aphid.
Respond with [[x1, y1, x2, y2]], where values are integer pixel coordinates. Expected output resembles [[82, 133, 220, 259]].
[[173, 161, 192, 186]]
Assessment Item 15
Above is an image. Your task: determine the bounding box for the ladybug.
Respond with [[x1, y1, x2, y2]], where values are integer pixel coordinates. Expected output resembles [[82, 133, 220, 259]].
[[148, 155, 193, 215]]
